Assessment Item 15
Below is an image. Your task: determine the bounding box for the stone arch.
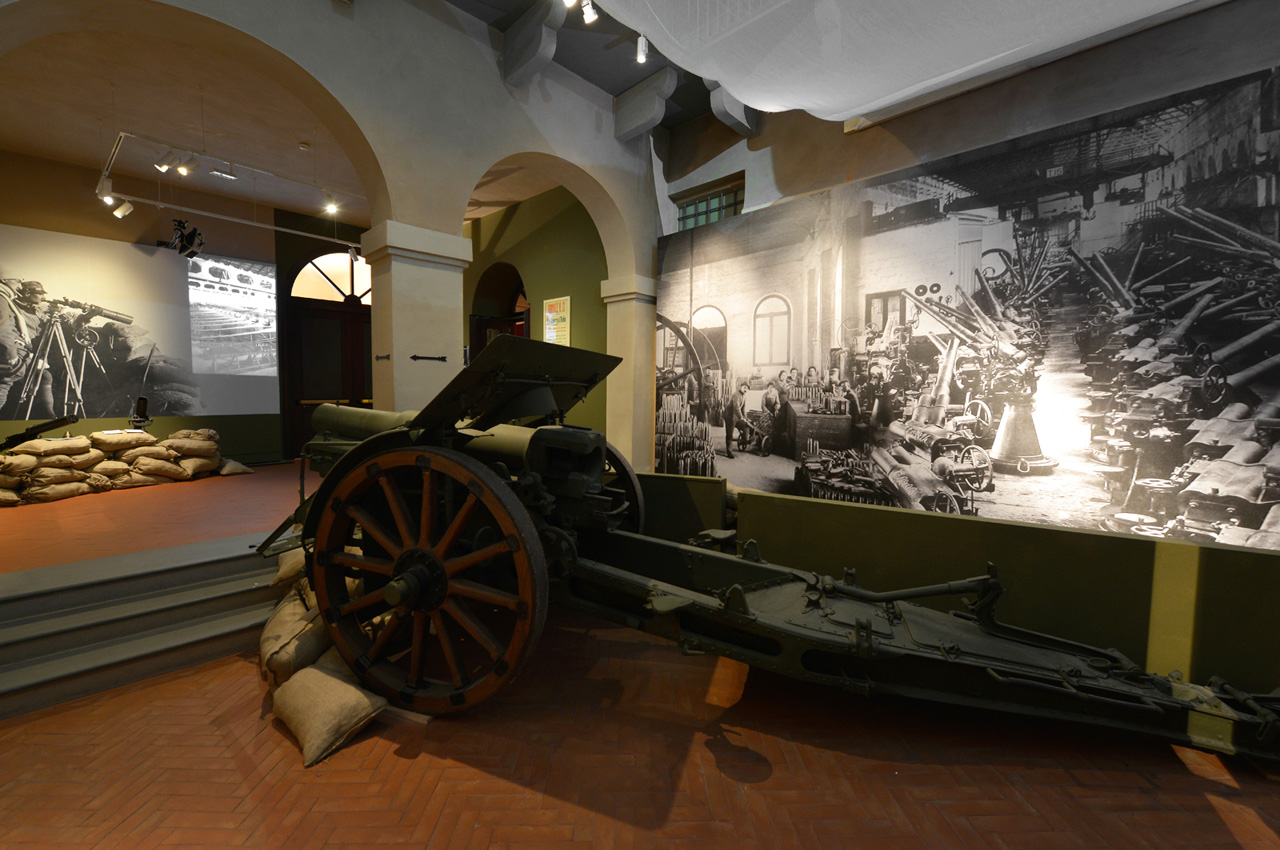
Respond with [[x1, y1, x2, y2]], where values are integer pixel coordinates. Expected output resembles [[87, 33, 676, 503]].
[[468, 152, 640, 286], [0, 0, 392, 224]]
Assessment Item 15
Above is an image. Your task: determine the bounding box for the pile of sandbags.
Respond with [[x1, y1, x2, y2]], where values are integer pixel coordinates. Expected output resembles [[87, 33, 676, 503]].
[[0, 427, 249, 505], [260, 547, 390, 767], [0, 435, 113, 504]]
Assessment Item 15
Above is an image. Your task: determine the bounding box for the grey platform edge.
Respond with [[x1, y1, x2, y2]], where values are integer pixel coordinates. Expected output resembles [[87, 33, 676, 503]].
[[0, 533, 286, 721]]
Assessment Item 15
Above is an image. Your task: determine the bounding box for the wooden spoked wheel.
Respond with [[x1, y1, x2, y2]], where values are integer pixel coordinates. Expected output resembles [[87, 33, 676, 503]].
[[311, 447, 547, 715]]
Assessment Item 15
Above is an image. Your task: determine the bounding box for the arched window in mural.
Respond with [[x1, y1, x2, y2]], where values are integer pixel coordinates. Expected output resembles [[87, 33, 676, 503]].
[[691, 305, 727, 372], [753, 295, 790, 366], [291, 251, 371, 304]]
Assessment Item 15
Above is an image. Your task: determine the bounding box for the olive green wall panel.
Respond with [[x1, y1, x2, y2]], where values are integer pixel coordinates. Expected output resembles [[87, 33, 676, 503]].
[[637, 473, 725, 543], [737, 491, 1156, 666], [1192, 545, 1280, 693]]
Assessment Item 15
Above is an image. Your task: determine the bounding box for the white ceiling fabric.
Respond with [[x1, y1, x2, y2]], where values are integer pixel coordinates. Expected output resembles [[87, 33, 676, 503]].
[[594, 0, 1222, 122]]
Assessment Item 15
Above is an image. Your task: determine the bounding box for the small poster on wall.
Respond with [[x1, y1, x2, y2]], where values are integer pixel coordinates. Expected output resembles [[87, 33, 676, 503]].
[[544, 296, 571, 346]]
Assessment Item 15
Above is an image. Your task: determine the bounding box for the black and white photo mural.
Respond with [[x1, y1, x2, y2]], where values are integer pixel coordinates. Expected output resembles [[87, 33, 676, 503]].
[[655, 66, 1280, 552]]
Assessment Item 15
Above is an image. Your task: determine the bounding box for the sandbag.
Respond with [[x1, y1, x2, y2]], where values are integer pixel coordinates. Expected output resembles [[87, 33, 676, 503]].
[[132, 456, 191, 481], [88, 460, 131, 478], [178, 454, 222, 477], [9, 435, 92, 456], [168, 428, 220, 443], [89, 430, 157, 452], [220, 459, 254, 475], [0, 473, 22, 490], [26, 466, 89, 486], [260, 585, 331, 688], [0, 454, 38, 475], [23, 481, 93, 503], [111, 471, 172, 489], [158, 438, 219, 458], [84, 473, 112, 492], [272, 548, 307, 587], [34, 454, 73, 469], [271, 665, 386, 767], [70, 448, 108, 470], [118, 445, 179, 463], [0, 489, 19, 507]]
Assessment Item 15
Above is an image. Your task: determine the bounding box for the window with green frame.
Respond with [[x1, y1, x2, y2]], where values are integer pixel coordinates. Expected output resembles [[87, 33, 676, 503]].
[[677, 184, 745, 231]]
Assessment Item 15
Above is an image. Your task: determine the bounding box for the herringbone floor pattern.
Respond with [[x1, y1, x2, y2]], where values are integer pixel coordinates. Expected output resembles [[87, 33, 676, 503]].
[[1, 612, 1277, 849]]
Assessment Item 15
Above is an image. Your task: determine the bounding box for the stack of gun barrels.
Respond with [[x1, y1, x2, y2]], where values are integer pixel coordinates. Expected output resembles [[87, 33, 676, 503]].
[[1077, 206, 1280, 548], [800, 233, 1054, 515], [655, 393, 717, 477]]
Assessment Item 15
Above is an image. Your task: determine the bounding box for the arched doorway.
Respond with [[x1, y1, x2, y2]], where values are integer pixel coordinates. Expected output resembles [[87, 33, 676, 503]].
[[468, 261, 530, 363], [463, 152, 655, 468], [461, 170, 613, 434], [281, 249, 373, 454]]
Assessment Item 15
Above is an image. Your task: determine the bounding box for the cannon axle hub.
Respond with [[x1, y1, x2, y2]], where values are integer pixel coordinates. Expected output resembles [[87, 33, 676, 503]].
[[386, 548, 449, 611]]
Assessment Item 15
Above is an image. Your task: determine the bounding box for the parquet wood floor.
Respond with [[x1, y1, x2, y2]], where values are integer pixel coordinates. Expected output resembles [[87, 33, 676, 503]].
[[0, 462, 304, 573], [1, 611, 1278, 849]]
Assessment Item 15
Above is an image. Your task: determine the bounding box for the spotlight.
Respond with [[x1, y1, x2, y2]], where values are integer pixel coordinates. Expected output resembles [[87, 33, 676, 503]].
[[176, 155, 201, 176], [637, 35, 648, 63], [112, 201, 134, 219], [582, 0, 597, 23], [562, 0, 576, 6], [324, 193, 338, 215], [209, 163, 237, 180], [154, 149, 182, 172], [96, 176, 114, 204]]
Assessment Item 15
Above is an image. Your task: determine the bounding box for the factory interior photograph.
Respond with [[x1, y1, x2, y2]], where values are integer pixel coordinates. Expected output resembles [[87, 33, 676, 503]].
[[2, 0, 1280, 848]]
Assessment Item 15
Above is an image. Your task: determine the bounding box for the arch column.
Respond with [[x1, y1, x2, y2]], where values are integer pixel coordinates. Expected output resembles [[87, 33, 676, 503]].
[[362, 220, 471, 411], [602, 275, 657, 473]]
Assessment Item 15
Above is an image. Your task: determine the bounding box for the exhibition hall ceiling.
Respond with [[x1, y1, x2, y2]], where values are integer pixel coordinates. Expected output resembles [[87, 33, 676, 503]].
[[0, 0, 1234, 235], [0, 28, 372, 227]]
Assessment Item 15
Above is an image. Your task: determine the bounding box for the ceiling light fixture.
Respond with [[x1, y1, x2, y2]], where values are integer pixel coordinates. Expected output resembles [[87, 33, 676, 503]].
[[176, 155, 201, 176], [637, 35, 648, 63], [96, 176, 114, 204], [112, 201, 134, 219], [209, 163, 237, 180], [582, 0, 597, 24], [323, 193, 338, 215], [154, 149, 182, 172]]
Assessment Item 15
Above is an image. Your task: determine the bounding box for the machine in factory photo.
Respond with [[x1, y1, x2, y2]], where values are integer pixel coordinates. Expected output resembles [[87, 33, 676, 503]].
[[655, 66, 1280, 553]]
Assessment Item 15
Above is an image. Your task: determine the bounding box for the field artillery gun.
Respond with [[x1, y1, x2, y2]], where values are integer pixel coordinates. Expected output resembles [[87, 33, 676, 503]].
[[264, 335, 1280, 764]]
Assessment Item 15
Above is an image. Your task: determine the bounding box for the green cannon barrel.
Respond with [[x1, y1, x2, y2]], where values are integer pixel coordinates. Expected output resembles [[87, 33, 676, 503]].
[[306, 404, 419, 476], [311, 403, 417, 441]]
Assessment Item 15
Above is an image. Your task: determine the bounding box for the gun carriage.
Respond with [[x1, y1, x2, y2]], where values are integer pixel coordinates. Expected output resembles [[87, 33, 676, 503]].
[[261, 335, 1280, 764]]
